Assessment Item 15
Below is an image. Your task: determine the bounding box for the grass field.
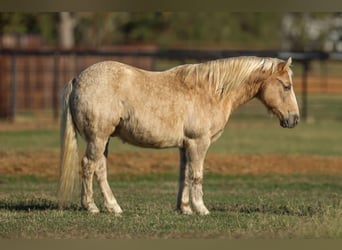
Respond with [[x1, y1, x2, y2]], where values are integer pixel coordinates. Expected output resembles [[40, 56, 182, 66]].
[[0, 174, 341, 239], [0, 94, 341, 239]]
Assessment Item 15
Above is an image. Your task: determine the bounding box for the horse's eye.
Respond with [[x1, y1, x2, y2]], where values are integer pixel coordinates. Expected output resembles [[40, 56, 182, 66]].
[[283, 85, 291, 91], [277, 77, 291, 91]]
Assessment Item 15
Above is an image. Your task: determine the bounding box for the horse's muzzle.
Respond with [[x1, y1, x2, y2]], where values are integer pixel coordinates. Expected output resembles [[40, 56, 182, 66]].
[[280, 114, 299, 128]]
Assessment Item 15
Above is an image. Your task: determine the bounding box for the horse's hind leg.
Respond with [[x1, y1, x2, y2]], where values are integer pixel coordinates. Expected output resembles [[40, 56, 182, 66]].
[[81, 141, 101, 213], [81, 137, 122, 214], [94, 140, 122, 215]]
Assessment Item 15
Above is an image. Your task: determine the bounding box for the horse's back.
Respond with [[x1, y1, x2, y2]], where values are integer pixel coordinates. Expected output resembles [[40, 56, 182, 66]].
[[76, 61, 144, 87]]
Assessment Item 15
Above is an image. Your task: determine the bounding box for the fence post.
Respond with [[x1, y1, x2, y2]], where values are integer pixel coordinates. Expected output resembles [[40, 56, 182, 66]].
[[53, 52, 60, 121], [10, 52, 17, 122], [301, 61, 309, 121]]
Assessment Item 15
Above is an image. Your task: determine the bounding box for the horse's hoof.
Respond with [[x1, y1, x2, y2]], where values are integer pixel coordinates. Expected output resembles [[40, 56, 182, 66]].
[[180, 206, 193, 215], [83, 202, 100, 213], [198, 209, 210, 215], [105, 204, 123, 216], [88, 207, 100, 214], [195, 206, 210, 215]]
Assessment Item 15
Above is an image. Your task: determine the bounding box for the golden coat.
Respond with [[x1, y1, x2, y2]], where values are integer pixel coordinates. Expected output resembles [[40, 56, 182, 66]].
[[58, 56, 299, 215]]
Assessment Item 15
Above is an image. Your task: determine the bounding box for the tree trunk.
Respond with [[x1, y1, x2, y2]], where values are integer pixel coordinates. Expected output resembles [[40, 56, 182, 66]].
[[58, 12, 76, 49]]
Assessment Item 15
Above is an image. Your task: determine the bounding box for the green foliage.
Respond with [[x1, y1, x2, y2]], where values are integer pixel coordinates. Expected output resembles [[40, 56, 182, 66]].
[[0, 13, 57, 45], [2, 12, 338, 49], [0, 12, 283, 49], [118, 12, 169, 43], [136, 12, 282, 48], [0, 13, 31, 34]]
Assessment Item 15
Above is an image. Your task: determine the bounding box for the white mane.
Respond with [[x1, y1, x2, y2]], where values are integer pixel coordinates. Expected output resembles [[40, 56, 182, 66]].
[[175, 56, 284, 96]]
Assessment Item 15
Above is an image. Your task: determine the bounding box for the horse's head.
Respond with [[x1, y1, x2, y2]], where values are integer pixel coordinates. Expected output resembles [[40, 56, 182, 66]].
[[258, 57, 299, 128]]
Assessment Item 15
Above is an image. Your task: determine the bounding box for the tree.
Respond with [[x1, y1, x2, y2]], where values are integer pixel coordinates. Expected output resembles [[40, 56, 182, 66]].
[[58, 12, 77, 49]]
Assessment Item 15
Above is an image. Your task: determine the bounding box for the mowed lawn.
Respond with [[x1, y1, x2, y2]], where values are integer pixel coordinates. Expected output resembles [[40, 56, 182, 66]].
[[0, 94, 341, 239], [0, 173, 341, 239]]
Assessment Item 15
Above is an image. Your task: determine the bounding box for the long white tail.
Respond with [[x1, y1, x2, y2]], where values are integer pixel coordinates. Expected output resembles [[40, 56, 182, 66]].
[[58, 79, 80, 208]]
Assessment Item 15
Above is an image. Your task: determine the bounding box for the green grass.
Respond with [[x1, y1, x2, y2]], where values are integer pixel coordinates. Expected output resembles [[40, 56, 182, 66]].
[[209, 119, 342, 155], [0, 129, 59, 152], [0, 174, 341, 239]]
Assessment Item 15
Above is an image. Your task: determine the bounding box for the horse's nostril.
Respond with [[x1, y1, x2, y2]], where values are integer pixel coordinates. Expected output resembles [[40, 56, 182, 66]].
[[294, 114, 299, 124], [290, 114, 299, 127]]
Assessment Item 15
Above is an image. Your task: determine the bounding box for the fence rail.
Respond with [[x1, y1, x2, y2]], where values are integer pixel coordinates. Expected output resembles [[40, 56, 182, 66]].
[[1, 48, 342, 121]]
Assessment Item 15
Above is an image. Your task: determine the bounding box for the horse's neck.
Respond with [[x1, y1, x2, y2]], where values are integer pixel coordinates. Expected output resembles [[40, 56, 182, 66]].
[[226, 71, 265, 112]]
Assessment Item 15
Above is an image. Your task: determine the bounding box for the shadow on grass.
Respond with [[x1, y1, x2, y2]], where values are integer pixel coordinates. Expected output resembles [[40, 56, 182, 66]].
[[210, 203, 324, 217], [0, 198, 82, 212]]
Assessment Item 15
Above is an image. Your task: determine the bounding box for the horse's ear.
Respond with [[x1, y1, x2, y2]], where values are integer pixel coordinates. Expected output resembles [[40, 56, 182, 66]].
[[285, 57, 292, 69], [278, 57, 292, 72]]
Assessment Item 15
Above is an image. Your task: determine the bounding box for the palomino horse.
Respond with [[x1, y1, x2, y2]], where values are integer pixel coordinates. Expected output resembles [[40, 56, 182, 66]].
[[58, 56, 299, 215]]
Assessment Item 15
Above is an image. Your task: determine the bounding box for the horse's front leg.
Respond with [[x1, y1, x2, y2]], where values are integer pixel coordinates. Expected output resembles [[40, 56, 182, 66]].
[[183, 138, 211, 215], [176, 148, 193, 214]]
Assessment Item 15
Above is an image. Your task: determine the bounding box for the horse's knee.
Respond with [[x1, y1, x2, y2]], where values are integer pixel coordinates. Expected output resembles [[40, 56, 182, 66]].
[[94, 159, 107, 182]]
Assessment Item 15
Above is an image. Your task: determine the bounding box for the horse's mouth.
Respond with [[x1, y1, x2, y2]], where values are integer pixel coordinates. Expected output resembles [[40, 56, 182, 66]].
[[280, 114, 300, 128], [270, 108, 299, 128]]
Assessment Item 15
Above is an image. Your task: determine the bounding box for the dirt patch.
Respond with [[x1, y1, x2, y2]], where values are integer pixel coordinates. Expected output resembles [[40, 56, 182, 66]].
[[1, 151, 341, 177]]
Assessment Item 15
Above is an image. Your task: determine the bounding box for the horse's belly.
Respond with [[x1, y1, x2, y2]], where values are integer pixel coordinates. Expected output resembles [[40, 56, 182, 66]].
[[116, 121, 183, 149]]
